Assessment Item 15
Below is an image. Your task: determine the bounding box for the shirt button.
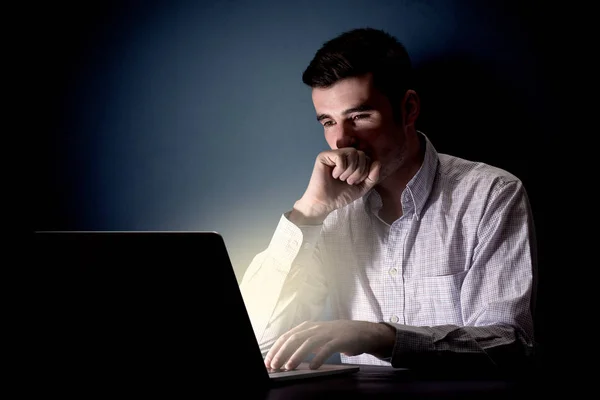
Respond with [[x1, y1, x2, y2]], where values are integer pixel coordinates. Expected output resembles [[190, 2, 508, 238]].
[[390, 315, 399, 323], [389, 268, 397, 276]]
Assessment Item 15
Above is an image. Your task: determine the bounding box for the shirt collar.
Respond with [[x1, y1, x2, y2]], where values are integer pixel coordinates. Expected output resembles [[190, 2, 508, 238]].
[[366, 131, 439, 221]]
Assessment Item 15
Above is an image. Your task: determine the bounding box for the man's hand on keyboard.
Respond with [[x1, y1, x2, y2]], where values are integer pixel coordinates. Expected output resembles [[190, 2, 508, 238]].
[[263, 319, 395, 371]]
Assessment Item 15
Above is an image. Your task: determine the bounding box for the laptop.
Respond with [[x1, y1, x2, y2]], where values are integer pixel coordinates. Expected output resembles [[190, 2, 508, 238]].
[[31, 230, 359, 394]]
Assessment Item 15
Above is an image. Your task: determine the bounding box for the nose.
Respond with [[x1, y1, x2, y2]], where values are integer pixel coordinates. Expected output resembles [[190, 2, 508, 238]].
[[334, 124, 358, 149]]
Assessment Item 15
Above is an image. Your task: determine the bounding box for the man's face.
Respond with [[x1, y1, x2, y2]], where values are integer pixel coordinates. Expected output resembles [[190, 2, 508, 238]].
[[311, 73, 408, 180]]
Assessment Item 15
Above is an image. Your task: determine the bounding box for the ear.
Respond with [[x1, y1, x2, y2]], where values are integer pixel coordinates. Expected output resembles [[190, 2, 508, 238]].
[[401, 90, 420, 128]]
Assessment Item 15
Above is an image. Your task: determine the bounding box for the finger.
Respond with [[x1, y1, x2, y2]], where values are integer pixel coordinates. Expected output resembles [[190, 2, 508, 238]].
[[265, 333, 294, 370], [347, 152, 367, 185], [355, 154, 373, 185], [308, 339, 342, 370], [265, 337, 284, 369], [363, 160, 381, 188], [338, 151, 359, 182], [268, 330, 313, 370], [331, 153, 347, 179], [265, 321, 311, 368], [265, 331, 290, 367], [282, 335, 329, 371]]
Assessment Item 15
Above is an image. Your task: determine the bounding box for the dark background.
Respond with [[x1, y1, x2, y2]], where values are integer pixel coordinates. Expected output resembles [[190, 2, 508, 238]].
[[32, 0, 567, 363]]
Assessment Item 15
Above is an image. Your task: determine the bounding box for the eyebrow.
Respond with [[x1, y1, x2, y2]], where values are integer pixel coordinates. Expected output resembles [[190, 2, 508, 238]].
[[316, 103, 375, 122]]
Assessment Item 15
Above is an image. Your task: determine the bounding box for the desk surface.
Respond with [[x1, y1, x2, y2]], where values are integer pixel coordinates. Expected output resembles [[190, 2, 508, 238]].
[[256, 364, 544, 399], [41, 360, 562, 397]]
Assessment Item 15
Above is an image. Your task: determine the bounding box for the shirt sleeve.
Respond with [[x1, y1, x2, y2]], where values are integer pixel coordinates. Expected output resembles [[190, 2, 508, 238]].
[[239, 211, 328, 357], [382, 179, 538, 371]]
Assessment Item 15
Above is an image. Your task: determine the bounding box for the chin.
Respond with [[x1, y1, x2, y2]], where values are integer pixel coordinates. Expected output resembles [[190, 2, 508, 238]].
[[360, 147, 373, 158]]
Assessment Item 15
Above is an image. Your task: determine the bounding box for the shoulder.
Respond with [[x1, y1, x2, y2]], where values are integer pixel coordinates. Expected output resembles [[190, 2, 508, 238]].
[[437, 153, 524, 193], [432, 153, 531, 222]]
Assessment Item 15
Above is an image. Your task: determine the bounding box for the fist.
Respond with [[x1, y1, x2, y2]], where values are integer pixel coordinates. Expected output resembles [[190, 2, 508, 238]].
[[291, 148, 381, 224]]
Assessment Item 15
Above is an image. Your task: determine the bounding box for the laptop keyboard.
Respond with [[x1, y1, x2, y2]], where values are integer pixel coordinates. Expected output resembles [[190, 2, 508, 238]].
[[267, 367, 296, 374]]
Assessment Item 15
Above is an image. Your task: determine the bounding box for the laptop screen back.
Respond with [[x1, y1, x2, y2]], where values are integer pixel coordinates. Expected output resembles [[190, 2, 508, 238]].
[[32, 231, 270, 394]]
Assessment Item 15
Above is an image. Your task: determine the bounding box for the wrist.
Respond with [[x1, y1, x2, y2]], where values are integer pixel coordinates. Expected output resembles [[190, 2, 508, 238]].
[[370, 322, 396, 359], [289, 200, 328, 225]]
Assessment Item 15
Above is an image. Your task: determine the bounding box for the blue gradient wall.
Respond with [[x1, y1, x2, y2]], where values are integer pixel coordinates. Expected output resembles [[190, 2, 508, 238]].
[[36, 0, 554, 289]]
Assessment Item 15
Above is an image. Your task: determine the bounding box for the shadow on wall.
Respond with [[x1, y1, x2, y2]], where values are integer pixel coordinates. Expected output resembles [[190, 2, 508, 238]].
[[414, 53, 537, 183], [413, 53, 547, 347]]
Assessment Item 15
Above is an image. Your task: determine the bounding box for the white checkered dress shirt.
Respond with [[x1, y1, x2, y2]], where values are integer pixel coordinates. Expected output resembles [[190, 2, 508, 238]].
[[240, 133, 536, 368]]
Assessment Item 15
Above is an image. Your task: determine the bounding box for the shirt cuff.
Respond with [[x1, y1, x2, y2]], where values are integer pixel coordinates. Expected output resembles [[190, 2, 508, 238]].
[[381, 322, 435, 368], [264, 212, 322, 271], [281, 210, 322, 250]]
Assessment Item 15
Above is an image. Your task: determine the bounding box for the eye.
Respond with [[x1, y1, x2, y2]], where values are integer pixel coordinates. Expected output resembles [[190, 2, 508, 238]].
[[323, 120, 334, 127], [352, 114, 370, 120]]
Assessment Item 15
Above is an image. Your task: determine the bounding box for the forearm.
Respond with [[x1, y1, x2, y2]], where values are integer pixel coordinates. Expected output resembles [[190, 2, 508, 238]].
[[383, 323, 535, 371], [239, 250, 295, 353], [239, 212, 327, 355]]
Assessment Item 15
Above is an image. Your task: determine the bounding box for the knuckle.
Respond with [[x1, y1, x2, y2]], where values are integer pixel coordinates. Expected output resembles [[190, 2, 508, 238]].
[[288, 333, 302, 343], [278, 334, 290, 343], [317, 340, 332, 351], [305, 336, 322, 346]]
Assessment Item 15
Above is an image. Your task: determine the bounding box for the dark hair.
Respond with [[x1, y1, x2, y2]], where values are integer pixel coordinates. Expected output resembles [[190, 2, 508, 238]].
[[302, 27, 413, 121]]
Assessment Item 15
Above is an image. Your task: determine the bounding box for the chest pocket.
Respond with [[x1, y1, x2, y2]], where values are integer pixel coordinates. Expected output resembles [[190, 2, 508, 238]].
[[404, 271, 467, 326]]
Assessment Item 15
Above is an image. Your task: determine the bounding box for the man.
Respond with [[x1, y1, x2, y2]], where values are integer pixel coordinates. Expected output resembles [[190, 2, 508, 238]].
[[239, 27, 537, 373]]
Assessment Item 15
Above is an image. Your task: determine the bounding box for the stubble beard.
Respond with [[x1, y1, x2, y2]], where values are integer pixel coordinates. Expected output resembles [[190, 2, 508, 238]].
[[377, 141, 408, 183]]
